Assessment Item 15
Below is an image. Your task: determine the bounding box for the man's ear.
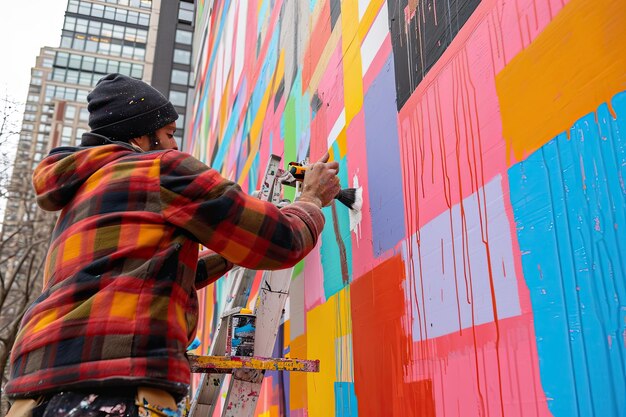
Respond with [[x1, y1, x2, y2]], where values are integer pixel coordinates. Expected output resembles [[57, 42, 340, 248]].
[[129, 135, 149, 151]]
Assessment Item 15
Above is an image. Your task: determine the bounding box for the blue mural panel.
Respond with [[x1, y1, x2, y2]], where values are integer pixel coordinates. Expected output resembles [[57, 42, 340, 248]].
[[334, 382, 358, 417], [508, 91, 626, 417]]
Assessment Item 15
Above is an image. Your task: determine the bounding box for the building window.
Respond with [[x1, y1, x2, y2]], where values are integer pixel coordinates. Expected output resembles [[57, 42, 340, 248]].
[[115, 8, 128, 23], [75, 128, 87, 145], [71, 0, 151, 24], [75, 18, 88, 33], [173, 49, 191, 65], [69, 54, 82, 69], [77, 90, 88, 102], [65, 105, 76, 120], [169, 91, 187, 107], [61, 24, 148, 58], [55, 52, 69, 66], [82, 56, 95, 71], [122, 45, 134, 58], [88, 21, 101, 35], [175, 29, 192, 45], [133, 47, 145, 60], [171, 70, 188, 85], [61, 35, 73, 48], [79, 107, 89, 122], [178, 1, 194, 23], [78, 2, 91, 15], [92, 3, 104, 18], [79, 72, 92, 86], [131, 64, 143, 78], [95, 58, 108, 73], [66, 70, 79, 84], [64, 16, 76, 31], [62, 126, 74, 146], [104, 6, 116, 20], [74, 36, 86, 50], [138, 13, 150, 26], [52, 69, 65, 82], [127, 10, 139, 24], [68, 0, 79, 13]]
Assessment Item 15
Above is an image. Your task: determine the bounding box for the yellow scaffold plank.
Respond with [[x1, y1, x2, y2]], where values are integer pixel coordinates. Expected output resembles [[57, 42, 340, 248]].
[[187, 355, 320, 374]]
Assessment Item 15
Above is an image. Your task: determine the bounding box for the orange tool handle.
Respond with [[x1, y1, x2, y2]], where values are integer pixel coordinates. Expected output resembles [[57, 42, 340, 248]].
[[288, 162, 307, 181]]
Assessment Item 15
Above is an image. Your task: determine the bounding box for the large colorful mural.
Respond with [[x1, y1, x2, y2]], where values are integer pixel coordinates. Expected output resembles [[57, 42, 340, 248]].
[[185, 0, 626, 415]]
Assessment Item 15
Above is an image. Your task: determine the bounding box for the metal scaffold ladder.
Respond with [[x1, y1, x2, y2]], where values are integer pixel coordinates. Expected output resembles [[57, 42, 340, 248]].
[[187, 155, 319, 417]]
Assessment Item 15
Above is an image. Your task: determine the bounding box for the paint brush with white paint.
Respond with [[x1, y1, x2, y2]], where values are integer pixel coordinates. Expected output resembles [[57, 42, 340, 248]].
[[280, 162, 363, 211]]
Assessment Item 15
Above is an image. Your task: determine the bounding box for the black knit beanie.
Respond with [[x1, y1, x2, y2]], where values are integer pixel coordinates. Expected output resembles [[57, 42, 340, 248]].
[[87, 73, 178, 142]]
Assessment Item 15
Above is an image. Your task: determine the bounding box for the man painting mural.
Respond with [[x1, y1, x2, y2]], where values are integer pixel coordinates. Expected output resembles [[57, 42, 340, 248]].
[[5, 74, 340, 417]]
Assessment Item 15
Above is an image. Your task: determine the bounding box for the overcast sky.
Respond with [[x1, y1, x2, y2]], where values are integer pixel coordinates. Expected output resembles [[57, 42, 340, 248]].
[[0, 0, 67, 104], [0, 1, 66, 218]]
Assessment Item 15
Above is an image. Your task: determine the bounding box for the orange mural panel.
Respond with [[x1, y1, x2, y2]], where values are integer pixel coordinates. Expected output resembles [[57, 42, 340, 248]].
[[496, 0, 626, 161]]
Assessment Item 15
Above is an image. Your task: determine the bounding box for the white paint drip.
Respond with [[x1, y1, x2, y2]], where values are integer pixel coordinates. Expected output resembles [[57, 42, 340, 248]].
[[349, 173, 363, 244]]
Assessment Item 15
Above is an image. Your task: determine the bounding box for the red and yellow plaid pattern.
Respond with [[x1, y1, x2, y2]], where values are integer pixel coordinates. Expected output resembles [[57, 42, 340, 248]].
[[6, 142, 323, 400]]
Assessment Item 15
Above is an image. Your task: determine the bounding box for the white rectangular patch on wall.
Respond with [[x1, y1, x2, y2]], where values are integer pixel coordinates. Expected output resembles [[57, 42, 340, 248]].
[[402, 175, 522, 341], [360, 2, 389, 78]]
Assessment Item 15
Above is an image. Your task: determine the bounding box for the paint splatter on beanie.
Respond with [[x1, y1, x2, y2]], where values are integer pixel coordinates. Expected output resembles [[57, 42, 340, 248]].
[[87, 73, 178, 142]]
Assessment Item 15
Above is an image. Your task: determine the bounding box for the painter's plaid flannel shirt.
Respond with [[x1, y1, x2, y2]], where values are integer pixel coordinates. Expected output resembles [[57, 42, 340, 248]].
[[6, 136, 324, 399]]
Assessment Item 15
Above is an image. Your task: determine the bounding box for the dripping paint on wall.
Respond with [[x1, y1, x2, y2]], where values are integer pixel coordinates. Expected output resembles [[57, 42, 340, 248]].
[[187, 0, 626, 415]]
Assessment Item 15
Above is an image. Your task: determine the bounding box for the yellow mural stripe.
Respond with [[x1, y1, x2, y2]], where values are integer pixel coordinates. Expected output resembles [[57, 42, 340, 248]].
[[283, 318, 291, 354], [337, 127, 348, 158], [496, 0, 626, 162], [341, 0, 364, 126], [289, 334, 308, 410], [257, 405, 279, 417], [306, 287, 354, 417], [218, 70, 233, 143]]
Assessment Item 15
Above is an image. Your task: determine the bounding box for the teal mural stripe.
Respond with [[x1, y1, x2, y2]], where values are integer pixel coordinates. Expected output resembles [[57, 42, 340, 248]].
[[334, 382, 359, 417], [321, 154, 353, 298]]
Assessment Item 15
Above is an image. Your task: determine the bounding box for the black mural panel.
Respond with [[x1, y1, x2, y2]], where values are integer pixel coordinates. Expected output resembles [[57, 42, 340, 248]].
[[274, 78, 285, 111], [311, 91, 323, 115], [330, 0, 341, 30], [388, 0, 481, 110]]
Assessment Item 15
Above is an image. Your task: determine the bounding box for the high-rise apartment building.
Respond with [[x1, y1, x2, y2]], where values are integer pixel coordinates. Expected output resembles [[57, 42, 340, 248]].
[[2, 0, 195, 237]]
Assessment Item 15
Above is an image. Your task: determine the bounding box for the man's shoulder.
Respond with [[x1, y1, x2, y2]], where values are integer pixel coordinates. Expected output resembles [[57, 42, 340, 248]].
[[158, 150, 210, 174]]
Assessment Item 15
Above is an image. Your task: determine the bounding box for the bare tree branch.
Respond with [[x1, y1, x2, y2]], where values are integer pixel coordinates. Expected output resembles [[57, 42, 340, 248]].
[[0, 93, 53, 413]]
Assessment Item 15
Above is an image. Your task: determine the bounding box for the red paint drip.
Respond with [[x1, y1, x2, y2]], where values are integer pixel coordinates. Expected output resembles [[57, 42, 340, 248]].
[[463, 47, 506, 417]]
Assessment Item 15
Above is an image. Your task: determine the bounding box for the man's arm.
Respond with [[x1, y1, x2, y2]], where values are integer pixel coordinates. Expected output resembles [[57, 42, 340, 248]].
[[196, 249, 234, 289], [159, 151, 339, 271]]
